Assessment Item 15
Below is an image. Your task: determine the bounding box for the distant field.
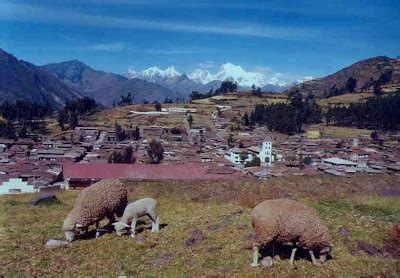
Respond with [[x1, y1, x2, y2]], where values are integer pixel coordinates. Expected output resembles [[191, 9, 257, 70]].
[[1, 174, 399, 276], [308, 124, 372, 139]]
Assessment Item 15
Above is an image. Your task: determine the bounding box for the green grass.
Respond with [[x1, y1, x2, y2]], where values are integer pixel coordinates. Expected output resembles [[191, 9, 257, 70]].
[[1, 175, 399, 276]]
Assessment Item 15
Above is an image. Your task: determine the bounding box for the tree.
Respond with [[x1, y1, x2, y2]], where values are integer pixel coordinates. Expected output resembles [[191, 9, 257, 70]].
[[154, 102, 162, 111], [303, 156, 312, 165], [108, 146, 135, 164], [371, 130, 379, 141], [246, 156, 261, 167], [115, 122, 126, 142], [68, 112, 78, 129], [187, 114, 193, 129], [118, 93, 133, 106], [146, 140, 164, 164], [242, 112, 250, 126], [251, 84, 262, 97], [346, 77, 357, 93], [215, 81, 238, 95], [18, 126, 28, 139], [373, 83, 382, 96], [131, 126, 140, 140], [227, 133, 235, 148]]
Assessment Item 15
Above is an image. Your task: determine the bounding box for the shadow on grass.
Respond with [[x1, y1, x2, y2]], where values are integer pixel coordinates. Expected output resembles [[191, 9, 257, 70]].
[[73, 221, 168, 241], [259, 242, 333, 264]]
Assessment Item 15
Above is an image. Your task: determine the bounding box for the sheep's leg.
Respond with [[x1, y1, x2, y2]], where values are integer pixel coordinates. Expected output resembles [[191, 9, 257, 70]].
[[95, 221, 101, 238], [290, 248, 297, 266], [108, 214, 116, 225], [130, 218, 137, 238], [309, 251, 322, 267], [148, 211, 160, 233], [251, 243, 260, 267]]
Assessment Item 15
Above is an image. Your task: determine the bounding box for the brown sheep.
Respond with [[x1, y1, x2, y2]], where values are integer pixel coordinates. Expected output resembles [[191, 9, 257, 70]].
[[251, 199, 332, 267], [62, 179, 128, 241]]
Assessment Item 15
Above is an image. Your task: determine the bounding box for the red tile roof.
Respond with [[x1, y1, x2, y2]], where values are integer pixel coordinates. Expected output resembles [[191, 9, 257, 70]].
[[63, 163, 243, 181]]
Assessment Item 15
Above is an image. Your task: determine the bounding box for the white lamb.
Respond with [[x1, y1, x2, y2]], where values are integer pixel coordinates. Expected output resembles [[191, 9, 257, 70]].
[[112, 197, 160, 237]]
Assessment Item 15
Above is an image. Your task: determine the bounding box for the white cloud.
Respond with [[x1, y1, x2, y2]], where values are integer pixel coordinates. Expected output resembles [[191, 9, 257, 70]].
[[196, 61, 215, 69], [88, 42, 125, 51], [0, 2, 322, 41]]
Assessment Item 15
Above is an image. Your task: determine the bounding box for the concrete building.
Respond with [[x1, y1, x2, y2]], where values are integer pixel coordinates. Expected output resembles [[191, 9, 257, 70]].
[[0, 178, 39, 195]]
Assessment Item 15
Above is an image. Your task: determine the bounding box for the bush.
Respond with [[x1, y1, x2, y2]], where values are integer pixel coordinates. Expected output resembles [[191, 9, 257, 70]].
[[146, 140, 164, 164]]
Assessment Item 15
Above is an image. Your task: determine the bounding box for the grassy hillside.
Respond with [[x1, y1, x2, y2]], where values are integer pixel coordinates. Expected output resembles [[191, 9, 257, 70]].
[[1, 174, 399, 276]]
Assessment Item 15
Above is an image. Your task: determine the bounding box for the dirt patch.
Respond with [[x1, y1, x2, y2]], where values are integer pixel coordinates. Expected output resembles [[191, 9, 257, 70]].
[[185, 228, 205, 247]]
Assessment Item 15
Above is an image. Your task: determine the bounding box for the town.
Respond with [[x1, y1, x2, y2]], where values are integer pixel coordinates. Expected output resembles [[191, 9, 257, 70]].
[[0, 93, 399, 195]]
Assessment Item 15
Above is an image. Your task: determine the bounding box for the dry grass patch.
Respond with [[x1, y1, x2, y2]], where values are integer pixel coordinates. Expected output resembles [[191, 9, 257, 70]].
[[0, 175, 399, 276]]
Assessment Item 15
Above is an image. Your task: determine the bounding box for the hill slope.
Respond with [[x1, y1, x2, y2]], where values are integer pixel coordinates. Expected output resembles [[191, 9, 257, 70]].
[[42, 61, 178, 107], [0, 49, 82, 109], [287, 56, 400, 97]]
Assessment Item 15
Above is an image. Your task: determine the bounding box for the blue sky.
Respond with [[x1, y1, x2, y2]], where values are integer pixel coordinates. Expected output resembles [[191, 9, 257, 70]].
[[0, 0, 399, 80]]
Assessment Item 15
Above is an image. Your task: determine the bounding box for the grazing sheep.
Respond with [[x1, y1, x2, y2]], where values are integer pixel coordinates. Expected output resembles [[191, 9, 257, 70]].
[[251, 199, 332, 267], [62, 179, 128, 242], [113, 198, 159, 237]]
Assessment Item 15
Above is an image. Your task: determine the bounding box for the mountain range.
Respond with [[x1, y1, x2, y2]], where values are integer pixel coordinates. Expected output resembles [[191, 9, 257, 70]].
[[287, 56, 400, 97], [41, 60, 177, 107], [127, 63, 291, 93], [1, 48, 399, 110], [0, 49, 82, 110]]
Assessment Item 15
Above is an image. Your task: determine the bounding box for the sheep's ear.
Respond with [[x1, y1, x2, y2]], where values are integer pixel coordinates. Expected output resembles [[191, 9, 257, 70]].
[[123, 223, 130, 228], [330, 243, 334, 247], [112, 222, 119, 226], [76, 223, 83, 228]]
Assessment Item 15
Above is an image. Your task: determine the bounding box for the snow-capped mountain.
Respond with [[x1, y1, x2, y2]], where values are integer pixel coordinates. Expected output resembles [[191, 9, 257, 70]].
[[126, 63, 304, 94], [128, 66, 181, 83], [188, 68, 215, 84], [127, 63, 291, 87]]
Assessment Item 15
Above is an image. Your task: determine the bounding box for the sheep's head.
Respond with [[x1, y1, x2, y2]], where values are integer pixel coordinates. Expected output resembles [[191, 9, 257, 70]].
[[112, 222, 130, 236], [63, 222, 84, 242]]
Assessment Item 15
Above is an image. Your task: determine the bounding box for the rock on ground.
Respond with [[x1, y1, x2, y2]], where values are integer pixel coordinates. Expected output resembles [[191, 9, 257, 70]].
[[185, 228, 204, 247], [260, 256, 274, 268], [145, 253, 177, 267], [46, 239, 71, 249]]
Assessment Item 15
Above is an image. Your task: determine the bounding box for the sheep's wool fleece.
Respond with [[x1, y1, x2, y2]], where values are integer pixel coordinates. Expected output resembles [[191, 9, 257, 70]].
[[251, 199, 331, 250], [63, 179, 128, 230]]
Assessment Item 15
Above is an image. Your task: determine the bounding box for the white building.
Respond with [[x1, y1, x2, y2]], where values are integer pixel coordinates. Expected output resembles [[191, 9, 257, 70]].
[[226, 148, 253, 165], [0, 178, 39, 195], [259, 140, 273, 165], [226, 139, 274, 166]]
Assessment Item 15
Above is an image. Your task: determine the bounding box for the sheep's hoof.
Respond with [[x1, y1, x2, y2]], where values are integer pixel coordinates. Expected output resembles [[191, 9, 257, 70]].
[[95, 231, 101, 238], [250, 263, 260, 267], [130, 233, 136, 238], [313, 262, 322, 268]]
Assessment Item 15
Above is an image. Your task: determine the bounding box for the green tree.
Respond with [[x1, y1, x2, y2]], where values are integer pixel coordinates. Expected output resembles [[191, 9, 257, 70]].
[[215, 81, 238, 95], [108, 146, 135, 164], [346, 77, 357, 93], [115, 122, 126, 142], [154, 102, 162, 111], [187, 114, 193, 129], [227, 133, 235, 148], [146, 140, 164, 164]]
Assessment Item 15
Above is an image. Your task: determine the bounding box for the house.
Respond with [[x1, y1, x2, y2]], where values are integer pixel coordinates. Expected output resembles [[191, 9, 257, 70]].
[[37, 149, 65, 160], [322, 157, 358, 167], [162, 107, 197, 113], [142, 126, 164, 140], [75, 127, 100, 141], [63, 163, 244, 189], [0, 178, 39, 195], [226, 148, 253, 165]]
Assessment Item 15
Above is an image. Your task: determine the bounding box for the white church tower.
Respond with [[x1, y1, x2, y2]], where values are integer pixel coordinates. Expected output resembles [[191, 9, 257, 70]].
[[259, 139, 273, 165]]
